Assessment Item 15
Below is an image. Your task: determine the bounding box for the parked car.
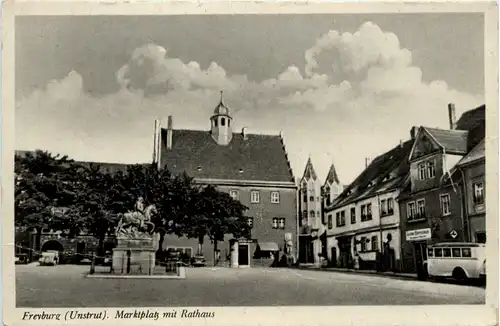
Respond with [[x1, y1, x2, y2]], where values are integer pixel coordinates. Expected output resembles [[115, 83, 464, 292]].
[[191, 255, 206, 267], [15, 254, 29, 265], [39, 251, 59, 266]]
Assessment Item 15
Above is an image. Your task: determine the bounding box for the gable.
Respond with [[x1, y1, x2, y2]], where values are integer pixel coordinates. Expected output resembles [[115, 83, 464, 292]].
[[409, 129, 442, 161]]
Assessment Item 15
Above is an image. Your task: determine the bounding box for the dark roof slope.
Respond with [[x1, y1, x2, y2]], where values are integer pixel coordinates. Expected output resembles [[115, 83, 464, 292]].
[[424, 128, 469, 154], [456, 105, 485, 151], [329, 140, 414, 209], [160, 129, 295, 183]]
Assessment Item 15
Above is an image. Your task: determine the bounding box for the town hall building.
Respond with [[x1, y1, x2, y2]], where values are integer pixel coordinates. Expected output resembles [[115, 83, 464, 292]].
[[154, 93, 298, 267]]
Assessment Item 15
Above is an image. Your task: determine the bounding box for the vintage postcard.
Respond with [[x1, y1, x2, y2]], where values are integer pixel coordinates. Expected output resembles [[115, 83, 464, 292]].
[[2, 1, 499, 326]]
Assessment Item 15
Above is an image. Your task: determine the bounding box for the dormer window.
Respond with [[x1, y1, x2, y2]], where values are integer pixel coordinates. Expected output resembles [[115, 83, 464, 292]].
[[197, 166, 202, 171], [239, 168, 244, 174]]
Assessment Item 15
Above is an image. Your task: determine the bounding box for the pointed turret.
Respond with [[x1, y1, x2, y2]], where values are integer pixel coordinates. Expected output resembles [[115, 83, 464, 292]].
[[322, 161, 343, 206], [325, 163, 340, 185], [210, 90, 233, 145], [302, 157, 318, 181]]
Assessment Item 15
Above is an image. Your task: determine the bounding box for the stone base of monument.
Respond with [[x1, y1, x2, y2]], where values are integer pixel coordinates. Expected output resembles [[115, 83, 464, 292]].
[[85, 237, 186, 279]]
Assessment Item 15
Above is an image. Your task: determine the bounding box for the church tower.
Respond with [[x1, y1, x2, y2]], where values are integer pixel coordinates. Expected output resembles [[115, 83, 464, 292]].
[[322, 162, 343, 207], [210, 91, 233, 146]]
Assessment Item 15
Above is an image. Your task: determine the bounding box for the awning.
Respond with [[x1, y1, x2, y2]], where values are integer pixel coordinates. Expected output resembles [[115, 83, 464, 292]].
[[257, 242, 280, 252]]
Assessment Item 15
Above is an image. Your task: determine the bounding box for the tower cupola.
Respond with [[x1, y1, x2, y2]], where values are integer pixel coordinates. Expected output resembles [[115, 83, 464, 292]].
[[210, 90, 233, 145]]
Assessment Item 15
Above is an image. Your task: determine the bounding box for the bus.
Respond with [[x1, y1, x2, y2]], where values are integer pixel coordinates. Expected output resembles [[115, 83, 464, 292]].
[[426, 242, 486, 281]]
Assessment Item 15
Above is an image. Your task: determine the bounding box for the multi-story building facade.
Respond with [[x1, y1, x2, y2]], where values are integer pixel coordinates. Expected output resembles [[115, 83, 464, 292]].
[[455, 139, 485, 243], [324, 141, 413, 271], [398, 104, 485, 277], [155, 94, 297, 267]]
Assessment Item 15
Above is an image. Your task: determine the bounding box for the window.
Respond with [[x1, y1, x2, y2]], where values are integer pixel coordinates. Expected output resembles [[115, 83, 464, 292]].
[[443, 248, 451, 257], [316, 210, 321, 218], [228, 120, 231, 127], [427, 161, 435, 178], [271, 191, 280, 204], [272, 218, 278, 229], [461, 248, 471, 257], [434, 248, 443, 257], [221, 117, 226, 126], [473, 182, 484, 204], [417, 199, 426, 218], [327, 215, 333, 229], [302, 210, 307, 219], [407, 202, 417, 221], [371, 236, 378, 251], [247, 217, 254, 228], [336, 211, 346, 227], [418, 163, 427, 180], [214, 119, 218, 127], [387, 198, 394, 214], [476, 231, 486, 244], [361, 204, 372, 221], [278, 218, 285, 229], [309, 196, 314, 202], [350, 207, 356, 224], [310, 210, 315, 218], [452, 248, 461, 257], [302, 190, 307, 202], [440, 194, 451, 216], [229, 190, 239, 200], [380, 199, 387, 215], [250, 191, 260, 203], [427, 248, 434, 257], [360, 237, 367, 252]]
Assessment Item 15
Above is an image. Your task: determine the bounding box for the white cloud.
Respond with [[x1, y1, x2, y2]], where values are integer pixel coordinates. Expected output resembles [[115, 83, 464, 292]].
[[16, 22, 484, 184]]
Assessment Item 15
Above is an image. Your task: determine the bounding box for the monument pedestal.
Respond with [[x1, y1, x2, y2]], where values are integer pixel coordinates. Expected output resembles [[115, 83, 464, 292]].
[[112, 238, 156, 275]]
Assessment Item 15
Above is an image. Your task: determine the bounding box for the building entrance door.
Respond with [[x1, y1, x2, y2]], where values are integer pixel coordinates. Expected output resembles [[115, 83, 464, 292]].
[[299, 236, 314, 264], [238, 244, 249, 267], [414, 242, 428, 280]]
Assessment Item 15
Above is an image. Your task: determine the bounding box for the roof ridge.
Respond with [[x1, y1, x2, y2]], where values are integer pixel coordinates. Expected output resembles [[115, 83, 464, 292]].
[[424, 127, 468, 134]]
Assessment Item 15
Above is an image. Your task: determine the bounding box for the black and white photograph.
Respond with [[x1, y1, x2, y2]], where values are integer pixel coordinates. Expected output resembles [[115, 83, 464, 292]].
[[2, 2, 498, 325]]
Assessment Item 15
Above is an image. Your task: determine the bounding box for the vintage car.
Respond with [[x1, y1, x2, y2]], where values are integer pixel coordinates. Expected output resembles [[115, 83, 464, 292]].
[[191, 255, 206, 267], [39, 251, 59, 266], [15, 254, 29, 265]]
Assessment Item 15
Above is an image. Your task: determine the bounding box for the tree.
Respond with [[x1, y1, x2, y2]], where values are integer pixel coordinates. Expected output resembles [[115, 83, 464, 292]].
[[181, 185, 250, 265], [15, 150, 82, 255]]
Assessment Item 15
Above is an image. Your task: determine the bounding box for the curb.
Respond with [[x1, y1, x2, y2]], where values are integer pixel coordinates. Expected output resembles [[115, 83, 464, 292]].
[[85, 273, 186, 279], [295, 266, 418, 280]]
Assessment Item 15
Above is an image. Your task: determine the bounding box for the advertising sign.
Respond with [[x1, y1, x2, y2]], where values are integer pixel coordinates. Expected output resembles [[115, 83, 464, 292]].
[[405, 228, 431, 241]]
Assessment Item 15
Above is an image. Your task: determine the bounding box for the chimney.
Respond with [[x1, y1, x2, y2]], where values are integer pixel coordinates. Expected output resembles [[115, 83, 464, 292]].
[[152, 120, 158, 163], [166, 115, 173, 150], [448, 103, 456, 130], [242, 127, 248, 140], [365, 157, 371, 168], [400, 139, 404, 148], [410, 126, 418, 140]]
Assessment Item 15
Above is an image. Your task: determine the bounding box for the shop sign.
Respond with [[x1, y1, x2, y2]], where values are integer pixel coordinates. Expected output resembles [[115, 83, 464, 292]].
[[405, 228, 431, 241]]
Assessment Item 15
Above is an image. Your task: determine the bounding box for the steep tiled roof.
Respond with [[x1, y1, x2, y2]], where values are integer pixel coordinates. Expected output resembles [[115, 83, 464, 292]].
[[302, 158, 318, 181], [324, 163, 340, 185], [456, 105, 485, 151], [329, 140, 414, 209], [424, 127, 469, 154], [159, 129, 294, 183], [456, 138, 485, 167]]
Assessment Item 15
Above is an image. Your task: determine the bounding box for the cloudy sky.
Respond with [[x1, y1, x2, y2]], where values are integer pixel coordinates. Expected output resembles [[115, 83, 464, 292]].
[[15, 14, 485, 184]]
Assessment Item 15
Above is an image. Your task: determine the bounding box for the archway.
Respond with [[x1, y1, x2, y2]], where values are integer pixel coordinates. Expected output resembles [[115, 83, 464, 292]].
[[41, 239, 64, 252]]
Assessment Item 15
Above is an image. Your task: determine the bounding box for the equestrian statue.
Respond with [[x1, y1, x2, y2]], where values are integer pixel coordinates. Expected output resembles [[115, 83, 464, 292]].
[[116, 197, 157, 238]]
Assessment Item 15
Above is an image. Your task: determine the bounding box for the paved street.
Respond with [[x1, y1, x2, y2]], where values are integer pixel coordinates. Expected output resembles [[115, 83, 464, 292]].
[[16, 264, 485, 307]]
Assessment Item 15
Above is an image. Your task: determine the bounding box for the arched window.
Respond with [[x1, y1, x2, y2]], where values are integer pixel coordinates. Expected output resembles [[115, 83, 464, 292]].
[[214, 119, 218, 127], [310, 210, 315, 218], [221, 117, 226, 126], [228, 119, 231, 127]]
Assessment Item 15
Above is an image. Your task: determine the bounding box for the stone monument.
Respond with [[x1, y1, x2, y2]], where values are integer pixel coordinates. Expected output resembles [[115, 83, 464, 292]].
[[112, 197, 158, 275]]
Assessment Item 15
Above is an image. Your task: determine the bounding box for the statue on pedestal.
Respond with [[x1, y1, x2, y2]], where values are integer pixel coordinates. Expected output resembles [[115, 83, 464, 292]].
[[116, 197, 157, 239]]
